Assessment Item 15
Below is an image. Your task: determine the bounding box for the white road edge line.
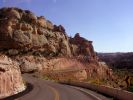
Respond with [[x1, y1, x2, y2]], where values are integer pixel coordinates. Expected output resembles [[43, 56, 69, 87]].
[[72, 86, 102, 100]]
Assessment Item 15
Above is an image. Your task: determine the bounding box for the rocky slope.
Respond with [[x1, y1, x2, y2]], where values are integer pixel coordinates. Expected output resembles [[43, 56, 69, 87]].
[[0, 7, 113, 98], [98, 53, 133, 89], [0, 7, 71, 57], [0, 7, 113, 78], [0, 54, 25, 99], [0, 7, 97, 60]]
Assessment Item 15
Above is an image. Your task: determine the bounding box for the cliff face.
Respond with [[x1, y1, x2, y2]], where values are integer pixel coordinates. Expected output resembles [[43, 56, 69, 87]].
[[0, 7, 71, 57], [69, 33, 97, 61], [0, 7, 113, 97], [0, 7, 97, 61], [0, 54, 25, 99]]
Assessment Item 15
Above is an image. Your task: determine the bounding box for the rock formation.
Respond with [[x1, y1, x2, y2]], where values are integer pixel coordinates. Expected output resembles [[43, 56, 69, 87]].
[[0, 7, 98, 61], [0, 7, 113, 98], [0, 7, 113, 76], [0, 54, 25, 99], [0, 7, 71, 57], [69, 33, 97, 61]]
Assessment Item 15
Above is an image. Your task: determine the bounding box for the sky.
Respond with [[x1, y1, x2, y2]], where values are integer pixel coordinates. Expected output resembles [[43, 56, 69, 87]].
[[0, 0, 133, 52]]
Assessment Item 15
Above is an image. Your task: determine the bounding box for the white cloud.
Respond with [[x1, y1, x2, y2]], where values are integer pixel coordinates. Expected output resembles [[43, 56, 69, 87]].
[[2, 0, 32, 3]]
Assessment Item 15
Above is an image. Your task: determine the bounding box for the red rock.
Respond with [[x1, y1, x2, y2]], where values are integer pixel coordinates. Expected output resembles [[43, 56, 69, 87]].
[[37, 16, 47, 28], [0, 7, 113, 83], [0, 54, 25, 99], [53, 25, 65, 33], [46, 20, 54, 30], [69, 33, 97, 61]]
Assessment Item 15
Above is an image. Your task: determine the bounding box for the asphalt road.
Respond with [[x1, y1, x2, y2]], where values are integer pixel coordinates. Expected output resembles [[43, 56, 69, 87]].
[[4, 74, 111, 100]]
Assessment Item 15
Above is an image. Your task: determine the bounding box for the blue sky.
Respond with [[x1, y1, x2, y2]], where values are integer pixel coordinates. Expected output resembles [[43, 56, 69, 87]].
[[0, 0, 133, 52]]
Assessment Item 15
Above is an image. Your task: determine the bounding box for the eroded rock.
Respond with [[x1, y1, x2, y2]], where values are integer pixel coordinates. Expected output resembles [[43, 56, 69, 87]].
[[0, 54, 25, 99], [0, 7, 113, 84]]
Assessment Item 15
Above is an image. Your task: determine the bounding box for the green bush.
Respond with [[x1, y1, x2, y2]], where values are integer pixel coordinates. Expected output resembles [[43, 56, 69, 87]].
[[128, 86, 133, 92]]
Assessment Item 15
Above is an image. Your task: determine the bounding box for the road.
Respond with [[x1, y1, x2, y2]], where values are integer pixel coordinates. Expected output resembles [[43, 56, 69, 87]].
[[4, 74, 111, 100]]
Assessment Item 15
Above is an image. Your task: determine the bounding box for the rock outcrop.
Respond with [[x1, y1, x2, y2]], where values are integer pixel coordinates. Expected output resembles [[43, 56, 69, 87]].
[[0, 7, 71, 57], [69, 33, 98, 62], [70, 33, 94, 56], [0, 7, 98, 60], [0, 54, 25, 99], [0, 7, 113, 98]]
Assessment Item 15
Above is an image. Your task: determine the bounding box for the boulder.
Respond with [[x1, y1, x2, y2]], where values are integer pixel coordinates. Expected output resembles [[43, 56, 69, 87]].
[[53, 25, 65, 33], [20, 23, 33, 31], [0, 54, 25, 99], [15, 55, 45, 73], [46, 20, 54, 30], [69, 33, 97, 61], [74, 70, 87, 81], [13, 30, 32, 46], [5, 9, 21, 19], [22, 10, 37, 24], [8, 49, 19, 56], [37, 16, 47, 28]]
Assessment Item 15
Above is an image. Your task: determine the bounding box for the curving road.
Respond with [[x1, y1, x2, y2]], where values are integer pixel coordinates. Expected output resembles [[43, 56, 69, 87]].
[[4, 74, 111, 100]]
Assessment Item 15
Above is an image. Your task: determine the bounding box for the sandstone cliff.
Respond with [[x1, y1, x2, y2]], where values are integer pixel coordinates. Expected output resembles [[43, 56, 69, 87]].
[[0, 54, 25, 99], [0, 7, 113, 98], [0, 7, 71, 57], [0, 7, 98, 61]]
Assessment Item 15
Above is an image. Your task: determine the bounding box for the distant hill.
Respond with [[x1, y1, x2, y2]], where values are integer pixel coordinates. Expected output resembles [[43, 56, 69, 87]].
[[98, 52, 133, 69]]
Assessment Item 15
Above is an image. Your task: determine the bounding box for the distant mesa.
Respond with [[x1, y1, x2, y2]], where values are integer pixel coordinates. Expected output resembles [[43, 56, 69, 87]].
[[98, 52, 133, 69]]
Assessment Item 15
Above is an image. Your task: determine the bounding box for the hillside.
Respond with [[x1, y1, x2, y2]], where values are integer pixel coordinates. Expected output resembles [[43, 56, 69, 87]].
[[98, 52, 133, 69]]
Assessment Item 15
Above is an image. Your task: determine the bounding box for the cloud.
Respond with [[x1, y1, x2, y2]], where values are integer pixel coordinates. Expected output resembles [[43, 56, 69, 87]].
[[2, 0, 32, 3]]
